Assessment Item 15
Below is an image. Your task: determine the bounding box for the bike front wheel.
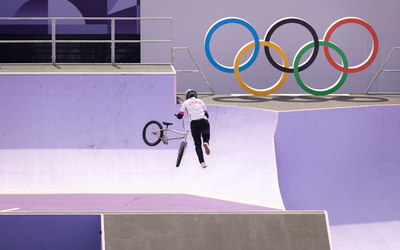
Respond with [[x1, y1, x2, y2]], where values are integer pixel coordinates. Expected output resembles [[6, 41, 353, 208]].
[[142, 120, 164, 146], [176, 140, 186, 167]]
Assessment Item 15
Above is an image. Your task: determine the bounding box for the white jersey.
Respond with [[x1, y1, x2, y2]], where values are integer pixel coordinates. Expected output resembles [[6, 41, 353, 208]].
[[180, 97, 208, 121]]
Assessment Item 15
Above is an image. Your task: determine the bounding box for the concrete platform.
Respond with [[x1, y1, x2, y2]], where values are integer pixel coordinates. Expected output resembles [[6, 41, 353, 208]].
[[103, 211, 331, 250], [178, 93, 400, 111], [0, 63, 175, 75]]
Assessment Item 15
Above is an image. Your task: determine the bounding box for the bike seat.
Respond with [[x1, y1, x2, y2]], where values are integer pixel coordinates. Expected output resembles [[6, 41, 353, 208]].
[[163, 121, 173, 126]]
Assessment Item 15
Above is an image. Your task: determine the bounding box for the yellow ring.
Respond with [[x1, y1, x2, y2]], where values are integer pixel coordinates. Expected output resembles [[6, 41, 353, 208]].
[[234, 41, 289, 96]]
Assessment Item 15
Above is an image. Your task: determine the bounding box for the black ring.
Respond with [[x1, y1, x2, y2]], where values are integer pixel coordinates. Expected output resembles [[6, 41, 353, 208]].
[[264, 17, 319, 73]]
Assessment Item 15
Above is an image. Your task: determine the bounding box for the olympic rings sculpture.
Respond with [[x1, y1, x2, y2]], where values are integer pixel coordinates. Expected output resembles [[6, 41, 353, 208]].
[[204, 17, 379, 96]]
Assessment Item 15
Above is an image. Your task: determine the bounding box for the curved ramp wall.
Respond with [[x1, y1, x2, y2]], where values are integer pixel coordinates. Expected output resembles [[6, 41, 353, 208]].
[[274, 105, 400, 249], [0, 74, 283, 210]]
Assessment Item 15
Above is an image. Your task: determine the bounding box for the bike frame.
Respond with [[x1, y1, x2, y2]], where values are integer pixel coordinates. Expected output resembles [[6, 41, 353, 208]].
[[143, 117, 191, 167], [156, 119, 190, 145]]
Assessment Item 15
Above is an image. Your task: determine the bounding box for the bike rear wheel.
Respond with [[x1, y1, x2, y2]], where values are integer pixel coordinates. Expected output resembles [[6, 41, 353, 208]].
[[142, 120, 164, 146], [176, 140, 186, 167]]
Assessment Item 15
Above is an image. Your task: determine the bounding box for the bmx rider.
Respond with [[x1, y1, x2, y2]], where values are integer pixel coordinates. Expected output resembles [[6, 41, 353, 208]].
[[176, 89, 210, 169]]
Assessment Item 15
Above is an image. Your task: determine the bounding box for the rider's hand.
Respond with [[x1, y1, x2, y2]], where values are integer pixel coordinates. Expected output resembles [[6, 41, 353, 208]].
[[176, 113, 183, 119]]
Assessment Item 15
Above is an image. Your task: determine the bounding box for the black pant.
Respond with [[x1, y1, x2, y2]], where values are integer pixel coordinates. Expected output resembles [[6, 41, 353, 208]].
[[190, 119, 210, 163]]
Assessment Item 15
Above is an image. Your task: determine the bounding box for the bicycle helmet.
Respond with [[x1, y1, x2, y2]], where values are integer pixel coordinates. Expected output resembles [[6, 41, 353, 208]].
[[185, 89, 197, 100]]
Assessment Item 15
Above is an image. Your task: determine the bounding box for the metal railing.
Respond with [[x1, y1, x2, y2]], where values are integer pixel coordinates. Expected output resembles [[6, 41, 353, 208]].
[[172, 47, 214, 95], [366, 47, 400, 95], [0, 17, 215, 95], [0, 17, 173, 65]]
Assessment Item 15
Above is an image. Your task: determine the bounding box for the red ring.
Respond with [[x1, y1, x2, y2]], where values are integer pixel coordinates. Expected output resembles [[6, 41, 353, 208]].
[[323, 17, 379, 73]]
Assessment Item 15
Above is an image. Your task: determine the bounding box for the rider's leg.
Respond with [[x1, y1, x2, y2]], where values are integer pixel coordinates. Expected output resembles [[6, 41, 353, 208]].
[[200, 120, 210, 155], [191, 120, 205, 164]]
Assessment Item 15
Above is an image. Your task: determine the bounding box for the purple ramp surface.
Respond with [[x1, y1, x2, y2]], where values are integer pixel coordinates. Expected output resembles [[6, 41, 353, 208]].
[[0, 194, 278, 212], [0, 105, 283, 210], [0, 72, 283, 210], [275, 105, 400, 249]]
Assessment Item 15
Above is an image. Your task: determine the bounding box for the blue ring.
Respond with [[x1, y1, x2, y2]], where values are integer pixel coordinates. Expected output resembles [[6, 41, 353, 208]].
[[204, 17, 260, 73]]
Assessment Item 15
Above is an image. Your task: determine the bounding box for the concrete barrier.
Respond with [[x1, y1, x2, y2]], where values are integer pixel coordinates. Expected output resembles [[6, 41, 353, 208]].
[[0, 214, 101, 250], [103, 211, 332, 250]]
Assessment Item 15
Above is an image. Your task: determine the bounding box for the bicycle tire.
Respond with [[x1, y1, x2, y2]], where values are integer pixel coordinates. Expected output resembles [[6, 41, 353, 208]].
[[176, 140, 186, 167], [142, 120, 164, 146]]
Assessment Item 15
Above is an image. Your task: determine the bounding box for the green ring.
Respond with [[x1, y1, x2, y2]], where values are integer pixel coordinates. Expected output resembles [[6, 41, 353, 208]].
[[293, 41, 348, 96]]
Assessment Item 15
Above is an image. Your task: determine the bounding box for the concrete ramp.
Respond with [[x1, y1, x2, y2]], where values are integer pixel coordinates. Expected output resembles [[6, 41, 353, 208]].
[[103, 211, 331, 250], [0, 72, 284, 210], [0, 105, 283, 210], [177, 105, 282, 208], [274, 105, 400, 249]]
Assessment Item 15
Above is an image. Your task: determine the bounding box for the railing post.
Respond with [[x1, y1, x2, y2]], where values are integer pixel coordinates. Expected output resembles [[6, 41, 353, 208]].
[[52, 18, 56, 65], [170, 18, 173, 64], [111, 19, 115, 65]]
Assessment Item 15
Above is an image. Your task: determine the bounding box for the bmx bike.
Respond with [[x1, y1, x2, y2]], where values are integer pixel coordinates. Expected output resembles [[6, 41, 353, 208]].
[[142, 115, 190, 167]]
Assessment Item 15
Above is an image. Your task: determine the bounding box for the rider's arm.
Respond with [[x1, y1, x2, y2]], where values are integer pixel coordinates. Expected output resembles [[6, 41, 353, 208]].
[[177, 102, 187, 119], [202, 100, 209, 118]]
